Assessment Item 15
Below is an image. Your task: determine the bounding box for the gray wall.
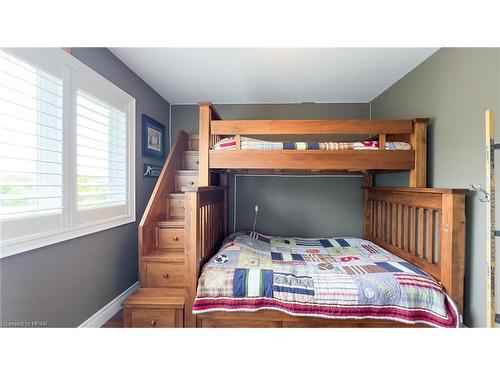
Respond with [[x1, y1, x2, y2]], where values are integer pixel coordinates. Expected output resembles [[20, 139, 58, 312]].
[[0, 48, 170, 327], [235, 175, 362, 237], [371, 48, 500, 327], [172, 103, 369, 237], [171, 103, 370, 136]]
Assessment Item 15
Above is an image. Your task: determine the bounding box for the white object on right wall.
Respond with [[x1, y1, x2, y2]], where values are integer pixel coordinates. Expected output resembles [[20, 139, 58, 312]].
[[252, 204, 259, 232]]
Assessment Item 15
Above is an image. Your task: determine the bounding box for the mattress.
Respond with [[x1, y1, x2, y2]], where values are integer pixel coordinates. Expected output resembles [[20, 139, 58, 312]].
[[193, 231, 459, 328], [213, 136, 411, 151]]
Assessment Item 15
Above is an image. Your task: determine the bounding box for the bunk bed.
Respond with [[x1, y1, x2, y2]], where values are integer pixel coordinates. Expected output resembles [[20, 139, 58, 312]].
[[182, 103, 467, 328]]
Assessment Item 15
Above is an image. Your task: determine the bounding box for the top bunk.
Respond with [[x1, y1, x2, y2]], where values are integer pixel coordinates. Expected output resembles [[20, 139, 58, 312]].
[[197, 102, 429, 187]]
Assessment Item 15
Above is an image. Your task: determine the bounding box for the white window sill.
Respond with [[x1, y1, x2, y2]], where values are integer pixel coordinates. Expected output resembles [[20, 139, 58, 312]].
[[0, 213, 136, 259]]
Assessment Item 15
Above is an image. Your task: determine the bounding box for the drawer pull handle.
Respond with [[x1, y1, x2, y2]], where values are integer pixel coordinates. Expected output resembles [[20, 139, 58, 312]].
[[173, 236, 179, 241], [195, 160, 199, 165], [162, 273, 169, 279], [150, 320, 157, 326], [189, 181, 194, 185]]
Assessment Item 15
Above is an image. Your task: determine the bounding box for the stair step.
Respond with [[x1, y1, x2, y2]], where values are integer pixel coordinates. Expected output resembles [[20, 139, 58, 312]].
[[168, 193, 185, 219], [175, 170, 197, 175], [189, 133, 199, 151], [157, 219, 184, 228], [141, 248, 184, 262], [169, 193, 185, 199], [175, 170, 198, 192], [123, 288, 185, 308], [183, 150, 199, 170]]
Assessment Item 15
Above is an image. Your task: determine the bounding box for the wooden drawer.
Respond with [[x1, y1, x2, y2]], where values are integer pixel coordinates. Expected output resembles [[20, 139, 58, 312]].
[[128, 308, 183, 328], [146, 262, 184, 287], [168, 194, 185, 219], [183, 151, 199, 170], [175, 171, 198, 192], [157, 227, 184, 248]]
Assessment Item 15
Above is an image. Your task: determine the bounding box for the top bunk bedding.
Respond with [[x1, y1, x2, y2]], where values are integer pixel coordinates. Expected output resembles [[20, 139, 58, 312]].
[[213, 136, 411, 151], [193, 231, 459, 328]]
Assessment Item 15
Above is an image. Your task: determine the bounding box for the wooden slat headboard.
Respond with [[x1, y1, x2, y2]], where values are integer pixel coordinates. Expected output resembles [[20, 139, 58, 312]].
[[363, 187, 467, 313]]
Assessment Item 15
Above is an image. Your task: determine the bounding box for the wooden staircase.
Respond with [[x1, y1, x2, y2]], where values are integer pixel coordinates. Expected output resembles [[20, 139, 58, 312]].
[[122, 132, 199, 327]]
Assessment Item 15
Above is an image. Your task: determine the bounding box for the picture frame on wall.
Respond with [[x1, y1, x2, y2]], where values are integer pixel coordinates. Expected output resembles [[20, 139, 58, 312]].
[[142, 114, 165, 159]]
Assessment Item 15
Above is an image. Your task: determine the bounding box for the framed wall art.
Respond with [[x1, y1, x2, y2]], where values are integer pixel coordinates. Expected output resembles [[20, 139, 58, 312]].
[[142, 114, 165, 159]]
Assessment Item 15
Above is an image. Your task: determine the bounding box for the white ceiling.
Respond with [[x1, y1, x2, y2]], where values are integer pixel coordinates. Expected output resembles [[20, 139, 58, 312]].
[[110, 48, 438, 104]]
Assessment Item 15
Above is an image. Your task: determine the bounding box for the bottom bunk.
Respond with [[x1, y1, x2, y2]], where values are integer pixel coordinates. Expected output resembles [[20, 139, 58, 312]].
[[184, 186, 466, 328], [193, 232, 458, 328]]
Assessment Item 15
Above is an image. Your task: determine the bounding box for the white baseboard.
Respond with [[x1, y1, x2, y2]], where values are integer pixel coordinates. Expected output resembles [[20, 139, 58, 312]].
[[79, 282, 139, 328]]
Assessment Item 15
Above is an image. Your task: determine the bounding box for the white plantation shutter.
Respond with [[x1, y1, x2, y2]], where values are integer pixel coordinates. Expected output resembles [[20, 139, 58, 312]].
[[0, 49, 64, 240], [0, 48, 135, 257], [75, 89, 129, 223]]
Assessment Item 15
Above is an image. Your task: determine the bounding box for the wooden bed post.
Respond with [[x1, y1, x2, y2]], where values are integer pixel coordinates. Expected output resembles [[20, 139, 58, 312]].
[[198, 102, 211, 187], [440, 192, 466, 314], [409, 119, 428, 187], [362, 172, 373, 238], [220, 171, 229, 236]]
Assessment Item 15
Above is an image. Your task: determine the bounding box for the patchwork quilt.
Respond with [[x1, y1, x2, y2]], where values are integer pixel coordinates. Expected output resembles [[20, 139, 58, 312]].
[[212, 136, 411, 151], [193, 232, 459, 328]]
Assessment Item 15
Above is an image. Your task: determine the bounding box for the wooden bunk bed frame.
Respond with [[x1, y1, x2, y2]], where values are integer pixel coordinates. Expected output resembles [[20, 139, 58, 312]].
[[180, 103, 467, 328], [198, 102, 429, 187]]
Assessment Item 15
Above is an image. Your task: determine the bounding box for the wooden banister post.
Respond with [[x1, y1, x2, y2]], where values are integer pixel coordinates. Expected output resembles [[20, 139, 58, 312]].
[[184, 190, 199, 328], [440, 192, 465, 314], [409, 119, 428, 187], [198, 103, 211, 187]]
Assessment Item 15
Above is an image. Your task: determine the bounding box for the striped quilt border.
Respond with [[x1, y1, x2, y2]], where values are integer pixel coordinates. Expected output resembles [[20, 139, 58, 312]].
[[193, 296, 459, 328]]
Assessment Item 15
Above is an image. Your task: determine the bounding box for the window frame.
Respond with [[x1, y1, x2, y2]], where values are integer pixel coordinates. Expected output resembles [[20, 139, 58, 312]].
[[0, 48, 136, 258]]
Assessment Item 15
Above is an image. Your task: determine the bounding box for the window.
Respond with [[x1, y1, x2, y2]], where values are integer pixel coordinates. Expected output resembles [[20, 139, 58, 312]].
[[0, 48, 135, 258]]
